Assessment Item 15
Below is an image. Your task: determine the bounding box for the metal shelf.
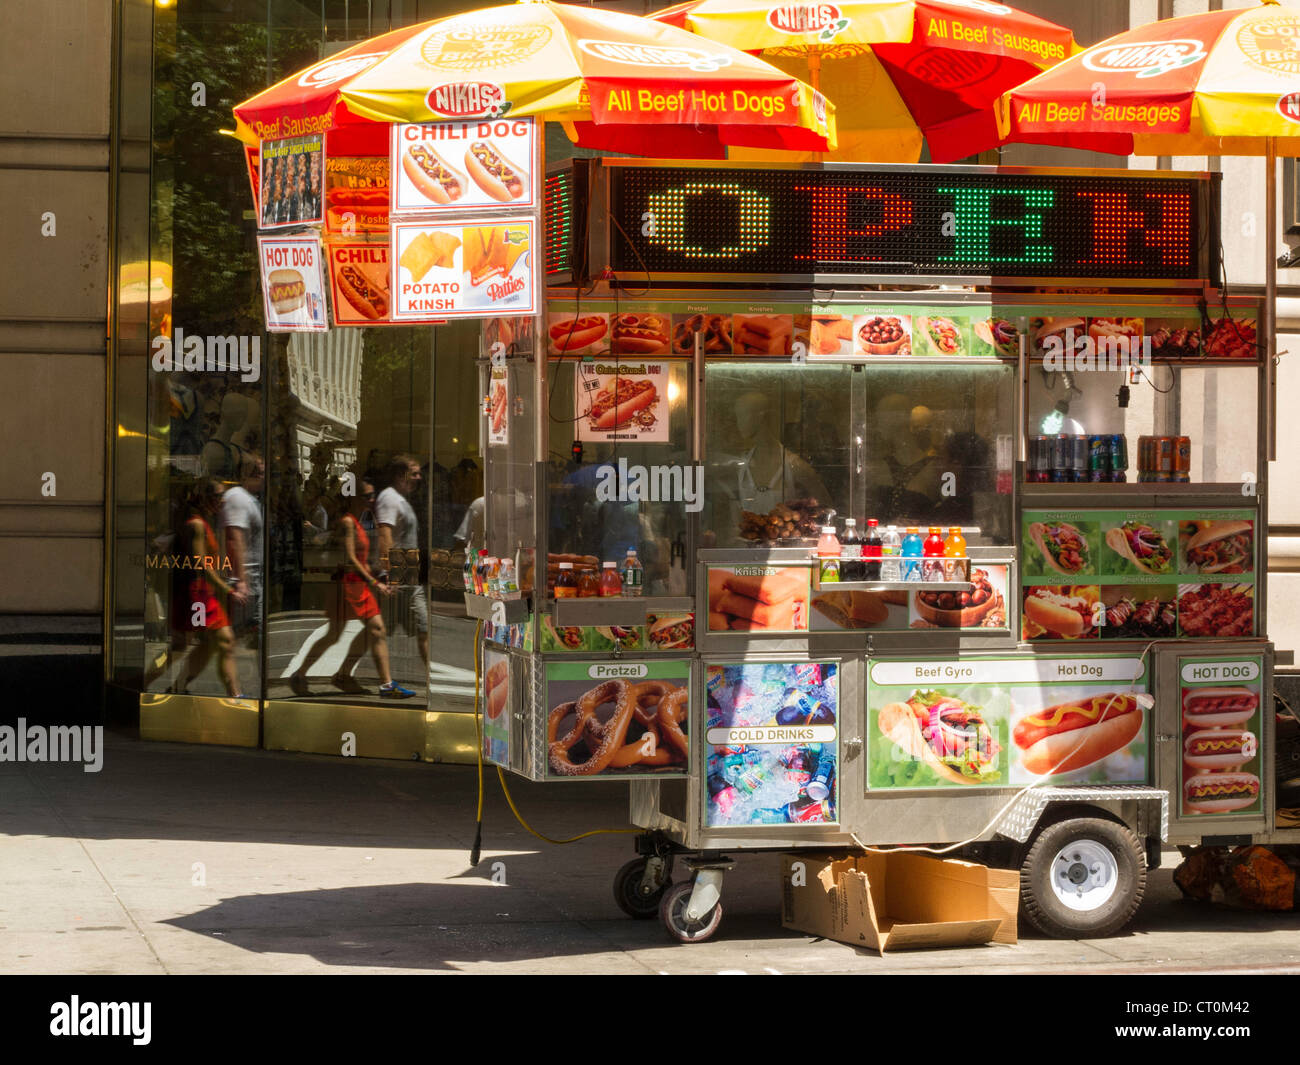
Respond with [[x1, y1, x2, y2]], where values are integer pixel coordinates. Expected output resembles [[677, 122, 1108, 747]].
[[463, 593, 531, 624]]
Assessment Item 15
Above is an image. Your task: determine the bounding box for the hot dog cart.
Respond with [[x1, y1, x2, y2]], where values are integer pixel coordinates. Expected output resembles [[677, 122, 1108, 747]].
[[474, 158, 1284, 942]]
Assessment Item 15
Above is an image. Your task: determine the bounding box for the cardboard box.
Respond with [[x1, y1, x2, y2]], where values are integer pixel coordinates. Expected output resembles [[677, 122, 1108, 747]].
[[781, 851, 1018, 953]]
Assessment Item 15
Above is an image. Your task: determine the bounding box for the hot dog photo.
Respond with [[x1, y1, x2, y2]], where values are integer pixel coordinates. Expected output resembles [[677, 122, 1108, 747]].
[[548, 312, 609, 356], [1022, 584, 1100, 640], [1180, 672, 1263, 817], [481, 647, 510, 766], [1010, 691, 1152, 782], [487, 366, 509, 446], [392, 118, 535, 211], [576, 362, 668, 442], [328, 242, 391, 325]]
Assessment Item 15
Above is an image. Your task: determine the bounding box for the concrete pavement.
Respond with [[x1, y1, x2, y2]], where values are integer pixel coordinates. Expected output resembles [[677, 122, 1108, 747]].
[[3, 731, 1300, 975]]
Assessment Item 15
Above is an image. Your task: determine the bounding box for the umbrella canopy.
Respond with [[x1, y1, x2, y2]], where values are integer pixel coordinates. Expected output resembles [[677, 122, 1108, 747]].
[[651, 0, 1078, 163], [996, 0, 1300, 156], [234, 0, 835, 158]]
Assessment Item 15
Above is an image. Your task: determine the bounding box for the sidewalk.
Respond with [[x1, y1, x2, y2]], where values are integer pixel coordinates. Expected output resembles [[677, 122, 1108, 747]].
[[3, 732, 1300, 975]]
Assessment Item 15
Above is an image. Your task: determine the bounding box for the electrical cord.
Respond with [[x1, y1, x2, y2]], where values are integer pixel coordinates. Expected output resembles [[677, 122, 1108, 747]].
[[852, 639, 1163, 857]]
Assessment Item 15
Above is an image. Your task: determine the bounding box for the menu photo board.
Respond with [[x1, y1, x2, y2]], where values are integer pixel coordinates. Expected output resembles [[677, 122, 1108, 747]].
[[258, 233, 328, 332], [1178, 655, 1265, 820], [391, 117, 536, 215], [259, 134, 324, 229], [391, 218, 536, 322], [868, 655, 1150, 792], [324, 153, 389, 235], [327, 240, 393, 326], [1021, 509, 1256, 642]]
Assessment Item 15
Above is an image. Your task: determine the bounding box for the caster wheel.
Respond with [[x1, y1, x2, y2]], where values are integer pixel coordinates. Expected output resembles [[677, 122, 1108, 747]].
[[1020, 817, 1145, 939], [660, 880, 723, 943], [613, 857, 670, 919]]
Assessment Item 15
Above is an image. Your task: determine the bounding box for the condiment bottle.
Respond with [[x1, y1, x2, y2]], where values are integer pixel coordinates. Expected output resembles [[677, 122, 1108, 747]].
[[599, 561, 623, 597], [554, 561, 578, 599]]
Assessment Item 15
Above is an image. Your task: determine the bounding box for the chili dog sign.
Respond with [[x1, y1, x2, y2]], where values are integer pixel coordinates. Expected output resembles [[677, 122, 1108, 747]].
[[327, 241, 393, 326], [258, 234, 328, 332], [390, 117, 536, 214], [390, 217, 536, 321]]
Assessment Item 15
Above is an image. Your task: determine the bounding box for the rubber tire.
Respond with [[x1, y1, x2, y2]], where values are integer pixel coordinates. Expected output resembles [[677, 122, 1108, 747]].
[[660, 880, 724, 943], [1020, 817, 1145, 939], [613, 857, 670, 919]]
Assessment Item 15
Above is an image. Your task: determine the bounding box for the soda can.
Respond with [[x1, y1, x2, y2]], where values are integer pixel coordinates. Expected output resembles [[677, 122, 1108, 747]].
[[1049, 467, 1069, 483], [1052, 434, 1072, 475], [785, 799, 832, 823], [1156, 436, 1175, 473], [1173, 471, 1191, 483], [1109, 433, 1128, 473], [1109, 469, 1127, 483], [1174, 436, 1191, 473], [1071, 435, 1089, 482], [1152, 470, 1173, 483], [792, 663, 822, 688], [806, 758, 835, 801], [1088, 468, 1107, 483], [1137, 435, 1151, 471], [1033, 437, 1052, 483], [1088, 435, 1109, 473]]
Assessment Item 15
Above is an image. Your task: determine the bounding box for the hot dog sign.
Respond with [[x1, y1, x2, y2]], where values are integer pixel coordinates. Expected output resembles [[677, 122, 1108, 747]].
[[390, 116, 537, 214], [575, 361, 670, 443]]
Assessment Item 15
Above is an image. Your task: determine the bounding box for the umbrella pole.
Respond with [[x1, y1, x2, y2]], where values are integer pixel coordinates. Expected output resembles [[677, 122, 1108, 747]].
[[1266, 136, 1277, 462], [809, 51, 822, 162]]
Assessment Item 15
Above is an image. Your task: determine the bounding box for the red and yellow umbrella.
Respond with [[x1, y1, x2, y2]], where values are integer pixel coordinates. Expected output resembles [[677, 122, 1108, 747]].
[[234, 0, 835, 158], [996, 0, 1300, 156], [651, 0, 1078, 162], [996, 0, 1297, 460]]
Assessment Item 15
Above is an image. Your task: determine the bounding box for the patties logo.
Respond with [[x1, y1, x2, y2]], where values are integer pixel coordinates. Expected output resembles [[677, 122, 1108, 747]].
[[1238, 15, 1300, 77], [766, 4, 850, 43], [1081, 38, 1207, 78], [297, 52, 387, 88], [420, 25, 552, 71], [577, 39, 733, 73], [426, 81, 508, 118]]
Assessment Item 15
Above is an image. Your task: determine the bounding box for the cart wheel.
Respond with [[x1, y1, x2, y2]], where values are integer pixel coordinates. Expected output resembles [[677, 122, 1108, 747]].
[[660, 880, 723, 943], [1020, 817, 1145, 939], [613, 857, 670, 919]]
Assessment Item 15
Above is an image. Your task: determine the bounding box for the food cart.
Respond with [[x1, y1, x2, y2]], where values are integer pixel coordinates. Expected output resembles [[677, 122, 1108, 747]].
[[468, 156, 1278, 943]]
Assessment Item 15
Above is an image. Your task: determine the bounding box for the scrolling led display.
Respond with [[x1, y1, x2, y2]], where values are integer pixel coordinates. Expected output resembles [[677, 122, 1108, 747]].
[[608, 166, 1211, 282]]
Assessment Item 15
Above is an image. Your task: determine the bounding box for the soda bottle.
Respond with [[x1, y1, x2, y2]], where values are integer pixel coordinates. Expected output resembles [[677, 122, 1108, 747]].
[[863, 518, 883, 581], [462, 542, 476, 593], [943, 526, 967, 582], [707, 772, 740, 817], [901, 527, 924, 582], [923, 527, 945, 582], [816, 525, 841, 584], [880, 525, 902, 581], [621, 548, 643, 596], [599, 560, 622, 597], [474, 549, 490, 595], [786, 799, 831, 823], [839, 518, 862, 581]]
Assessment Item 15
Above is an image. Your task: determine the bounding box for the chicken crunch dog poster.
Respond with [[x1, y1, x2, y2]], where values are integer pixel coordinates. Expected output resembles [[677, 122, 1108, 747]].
[[868, 656, 1149, 792], [575, 362, 670, 443]]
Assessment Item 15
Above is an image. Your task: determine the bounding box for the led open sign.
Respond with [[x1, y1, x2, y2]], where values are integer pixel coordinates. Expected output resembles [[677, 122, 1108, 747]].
[[608, 165, 1213, 283]]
